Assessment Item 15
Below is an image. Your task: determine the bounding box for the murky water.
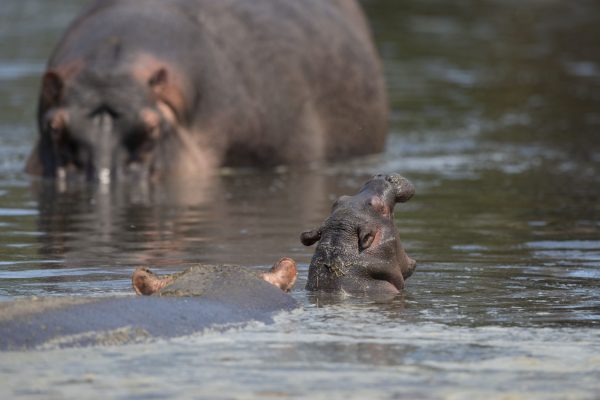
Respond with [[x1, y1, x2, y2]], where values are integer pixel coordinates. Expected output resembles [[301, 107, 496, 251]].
[[1, 0, 599, 398]]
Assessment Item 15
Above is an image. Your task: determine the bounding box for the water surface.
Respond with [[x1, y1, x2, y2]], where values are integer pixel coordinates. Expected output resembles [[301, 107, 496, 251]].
[[0, 0, 599, 398]]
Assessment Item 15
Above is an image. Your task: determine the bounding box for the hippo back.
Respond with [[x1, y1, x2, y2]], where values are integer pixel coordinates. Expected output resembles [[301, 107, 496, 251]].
[[0, 267, 298, 350]]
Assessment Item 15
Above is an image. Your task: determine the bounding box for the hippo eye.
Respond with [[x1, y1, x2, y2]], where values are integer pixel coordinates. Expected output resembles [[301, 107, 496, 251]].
[[359, 230, 375, 251]]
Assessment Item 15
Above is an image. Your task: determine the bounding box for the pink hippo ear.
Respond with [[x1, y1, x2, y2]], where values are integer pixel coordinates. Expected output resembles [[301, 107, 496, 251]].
[[40, 71, 64, 109], [132, 267, 175, 295], [260, 258, 298, 292]]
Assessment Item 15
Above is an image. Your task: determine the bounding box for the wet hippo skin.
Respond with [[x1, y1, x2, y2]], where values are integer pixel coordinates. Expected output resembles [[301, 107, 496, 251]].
[[302, 174, 417, 294], [26, 0, 388, 181], [0, 260, 299, 350]]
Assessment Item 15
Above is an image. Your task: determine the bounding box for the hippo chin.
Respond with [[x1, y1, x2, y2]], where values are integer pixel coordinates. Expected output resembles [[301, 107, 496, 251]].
[[301, 174, 416, 295], [25, 0, 387, 181]]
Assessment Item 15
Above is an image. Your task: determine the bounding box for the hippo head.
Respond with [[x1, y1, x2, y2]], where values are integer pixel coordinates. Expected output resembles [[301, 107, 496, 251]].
[[301, 174, 416, 295], [26, 57, 190, 182]]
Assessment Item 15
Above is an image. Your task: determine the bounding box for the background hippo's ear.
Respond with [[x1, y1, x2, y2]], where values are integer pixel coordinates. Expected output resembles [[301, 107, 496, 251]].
[[385, 173, 415, 203], [40, 71, 64, 109], [301, 228, 322, 246]]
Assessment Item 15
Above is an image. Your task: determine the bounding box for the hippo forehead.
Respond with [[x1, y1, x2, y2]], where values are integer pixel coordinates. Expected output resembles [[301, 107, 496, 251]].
[[329, 202, 370, 222], [331, 193, 388, 219], [70, 73, 146, 108]]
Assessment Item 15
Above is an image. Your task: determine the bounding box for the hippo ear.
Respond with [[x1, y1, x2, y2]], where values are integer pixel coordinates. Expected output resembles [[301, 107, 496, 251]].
[[40, 71, 64, 108], [300, 228, 322, 246], [260, 257, 298, 292], [131, 267, 174, 295], [385, 174, 415, 203]]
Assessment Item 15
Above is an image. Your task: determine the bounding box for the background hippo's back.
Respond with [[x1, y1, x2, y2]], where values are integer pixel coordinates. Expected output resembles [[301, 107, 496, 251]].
[[32, 0, 388, 178]]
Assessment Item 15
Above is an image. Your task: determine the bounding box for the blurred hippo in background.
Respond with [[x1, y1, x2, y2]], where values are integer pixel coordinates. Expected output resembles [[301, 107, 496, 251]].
[[301, 174, 417, 294], [25, 0, 388, 181]]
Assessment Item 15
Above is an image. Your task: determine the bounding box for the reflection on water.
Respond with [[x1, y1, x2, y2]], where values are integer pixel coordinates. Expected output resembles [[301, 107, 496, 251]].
[[0, 0, 599, 398]]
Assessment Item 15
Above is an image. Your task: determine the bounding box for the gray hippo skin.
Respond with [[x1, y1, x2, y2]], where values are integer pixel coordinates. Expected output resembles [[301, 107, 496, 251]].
[[25, 0, 388, 181], [131, 257, 298, 295], [0, 259, 298, 350], [301, 174, 416, 294]]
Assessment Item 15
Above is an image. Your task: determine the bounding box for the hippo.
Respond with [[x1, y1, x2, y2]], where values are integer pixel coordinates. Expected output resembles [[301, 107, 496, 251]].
[[25, 0, 388, 181], [301, 173, 417, 294], [0, 259, 298, 350]]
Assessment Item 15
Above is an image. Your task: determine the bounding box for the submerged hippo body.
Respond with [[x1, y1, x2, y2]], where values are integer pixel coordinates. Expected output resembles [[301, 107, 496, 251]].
[[26, 0, 388, 180], [131, 258, 298, 296], [302, 174, 417, 294], [0, 260, 298, 350]]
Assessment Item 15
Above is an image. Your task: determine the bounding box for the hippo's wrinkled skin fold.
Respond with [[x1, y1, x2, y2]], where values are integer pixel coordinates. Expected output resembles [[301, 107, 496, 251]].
[[25, 0, 388, 181], [302, 174, 416, 295]]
